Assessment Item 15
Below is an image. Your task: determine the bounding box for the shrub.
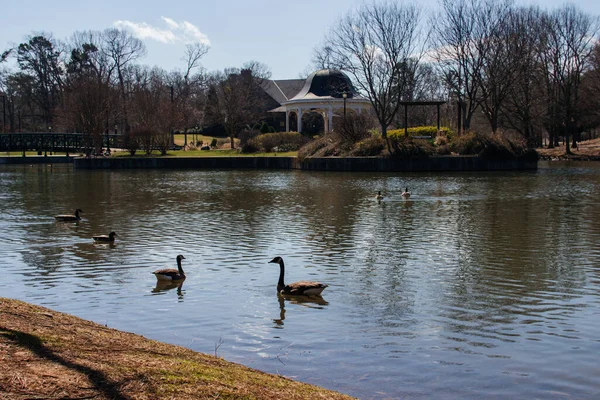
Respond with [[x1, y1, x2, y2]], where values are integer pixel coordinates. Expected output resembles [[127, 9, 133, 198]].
[[238, 129, 260, 147], [450, 132, 538, 160], [434, 135, 448, 146], [241, 137, 261, 153], [336, 113, 377, 147], [351, 136, 386, 156], [388, 126, 455, 140], [436, 144, 451, 155], [255, 131, 308, 152], [210, 138, 218, 147], [388, 135, 434, 159], [297, 135, 342, 161], [120, 129, 142, 156]]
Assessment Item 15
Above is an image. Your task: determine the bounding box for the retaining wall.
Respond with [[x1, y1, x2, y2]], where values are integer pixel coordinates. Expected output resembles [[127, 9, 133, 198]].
[[72, 156, 537, 171]]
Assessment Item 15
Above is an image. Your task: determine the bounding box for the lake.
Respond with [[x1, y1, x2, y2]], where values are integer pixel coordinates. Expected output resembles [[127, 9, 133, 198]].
[[1, 161, 599, 399]]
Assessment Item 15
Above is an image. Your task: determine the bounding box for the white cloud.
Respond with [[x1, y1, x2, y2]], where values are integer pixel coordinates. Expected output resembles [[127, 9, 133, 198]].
[[113, 17, 210, 46]]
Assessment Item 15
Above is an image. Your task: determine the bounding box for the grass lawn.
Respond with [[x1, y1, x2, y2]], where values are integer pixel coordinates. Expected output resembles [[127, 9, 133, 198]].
[[173, 133, 223, 147]]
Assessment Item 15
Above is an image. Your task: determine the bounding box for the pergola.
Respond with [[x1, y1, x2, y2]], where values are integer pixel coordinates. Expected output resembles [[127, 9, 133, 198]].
[[399, 101, 447, 135]]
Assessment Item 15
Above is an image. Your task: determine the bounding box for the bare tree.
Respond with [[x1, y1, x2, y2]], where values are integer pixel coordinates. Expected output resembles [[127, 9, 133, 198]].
[[580, 43, 600, 132], [102, 28, 146, 133], [59, 31, 117, 153], [204, 63, 272, 149], [472, 0, 516, 134], [538, 4, 599, 152], [178, 43, 209, 147], [315, 1, 424, 138], [432, 0, 484, 133], [129, 66, 179, 155], [182, 43, 209, 82], [500, 6, 547, 147]]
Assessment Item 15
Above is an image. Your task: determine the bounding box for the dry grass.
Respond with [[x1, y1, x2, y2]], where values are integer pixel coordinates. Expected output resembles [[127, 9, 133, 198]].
[[537, 137, 600, 160], [0, 298, 355, 400]]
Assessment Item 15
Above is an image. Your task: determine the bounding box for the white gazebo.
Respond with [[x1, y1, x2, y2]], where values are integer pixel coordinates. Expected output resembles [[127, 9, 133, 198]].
[[270, 69, 372, 133]]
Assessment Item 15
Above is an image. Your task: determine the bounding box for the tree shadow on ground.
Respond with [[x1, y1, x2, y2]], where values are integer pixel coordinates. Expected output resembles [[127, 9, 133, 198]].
[[1, 327, 133, 400]]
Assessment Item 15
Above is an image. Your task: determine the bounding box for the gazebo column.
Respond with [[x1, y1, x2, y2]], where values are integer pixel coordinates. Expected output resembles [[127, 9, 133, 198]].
[[285, 110, 290, 132], [297, 108, 303, 133], [328, 107, 333, 133]]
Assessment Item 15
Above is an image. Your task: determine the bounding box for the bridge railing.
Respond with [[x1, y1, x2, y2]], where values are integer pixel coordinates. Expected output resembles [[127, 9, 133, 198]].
[[0, 133, 120, 153]]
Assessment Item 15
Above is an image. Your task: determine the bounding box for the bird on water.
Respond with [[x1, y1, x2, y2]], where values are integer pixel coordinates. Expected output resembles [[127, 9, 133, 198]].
[[375, 191, 384, 201], [401, 188, 411, 199], [93, 231, 117, 243], [55, 209, 83, 222], [152, 255, 187, 281], [268, 256, 328, 296]]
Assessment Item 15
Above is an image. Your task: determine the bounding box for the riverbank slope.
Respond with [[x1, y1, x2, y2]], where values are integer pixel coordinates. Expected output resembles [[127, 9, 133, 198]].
[[0, 298, 354, 400]]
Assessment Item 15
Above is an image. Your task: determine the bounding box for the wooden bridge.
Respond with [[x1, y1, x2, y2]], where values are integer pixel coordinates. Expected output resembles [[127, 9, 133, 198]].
[[0, 133, 119, 154]]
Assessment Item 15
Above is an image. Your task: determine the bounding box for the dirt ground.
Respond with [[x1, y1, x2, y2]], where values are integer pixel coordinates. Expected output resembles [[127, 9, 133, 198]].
[[0, 298, 354, 400], [536, 137, 600, 160]]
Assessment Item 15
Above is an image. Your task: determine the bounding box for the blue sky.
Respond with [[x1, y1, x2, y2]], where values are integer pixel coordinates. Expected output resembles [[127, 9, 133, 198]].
[[1, 0, 599, 80]]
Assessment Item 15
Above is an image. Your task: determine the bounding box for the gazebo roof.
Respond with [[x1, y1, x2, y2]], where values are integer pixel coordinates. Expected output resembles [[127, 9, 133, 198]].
[[289, 69, 362, 101], [260, 78, 305, 104]]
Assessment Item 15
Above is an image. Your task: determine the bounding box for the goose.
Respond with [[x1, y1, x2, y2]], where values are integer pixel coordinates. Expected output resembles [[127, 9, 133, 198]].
[[93, 231, 117, 243], [55, 209, 83, 222], [401, 187, 411, 199], [152, 255, 186, 281], [268, 256, 328, 296], [375, 191, 384, 201]]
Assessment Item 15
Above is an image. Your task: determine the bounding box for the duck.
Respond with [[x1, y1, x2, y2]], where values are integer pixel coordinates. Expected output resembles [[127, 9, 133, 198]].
[[268, 256, 328, 296], [401, 188, 411, 199], [93, 231, 117, 243], [55, 209, 83, 222], [152, 255, 186, 281], [375, 191, 384, 201]]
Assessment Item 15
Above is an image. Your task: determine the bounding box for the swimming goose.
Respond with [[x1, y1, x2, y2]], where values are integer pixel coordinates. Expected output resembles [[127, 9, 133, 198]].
[[401, 188, 411, 199], [55, 209, 83, 222], [152, 255, 186, 281], [93, 231, 117, 242], [375, 191, 384, 200], [268, 256, 328, 296]]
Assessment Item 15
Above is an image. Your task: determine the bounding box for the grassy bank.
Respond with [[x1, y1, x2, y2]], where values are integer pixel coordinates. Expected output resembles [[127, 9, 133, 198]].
[[0, 298, 354, 399]]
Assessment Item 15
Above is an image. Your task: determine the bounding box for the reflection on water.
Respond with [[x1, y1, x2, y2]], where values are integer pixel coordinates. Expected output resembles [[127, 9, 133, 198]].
[[152, 280, 184, 299], [273, 294, 329, 328], [1, 162, 600, 399]]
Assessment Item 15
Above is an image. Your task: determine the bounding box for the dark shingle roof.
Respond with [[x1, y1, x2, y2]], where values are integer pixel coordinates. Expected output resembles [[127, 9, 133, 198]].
[[290, 69, 359, 101], [260, 79, 305, 105]]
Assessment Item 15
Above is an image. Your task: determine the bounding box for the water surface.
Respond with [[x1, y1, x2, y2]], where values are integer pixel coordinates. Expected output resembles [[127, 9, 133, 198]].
[[1, 161, 599, 399]]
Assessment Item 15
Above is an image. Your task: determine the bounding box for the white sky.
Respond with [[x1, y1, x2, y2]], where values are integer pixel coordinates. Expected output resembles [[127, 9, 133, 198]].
[[1, 0, 599, 80]]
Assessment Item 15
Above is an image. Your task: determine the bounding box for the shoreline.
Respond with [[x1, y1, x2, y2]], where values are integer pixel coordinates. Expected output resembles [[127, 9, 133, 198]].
[[71, 155, 537, 171], [0, 297, 354, 399]]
